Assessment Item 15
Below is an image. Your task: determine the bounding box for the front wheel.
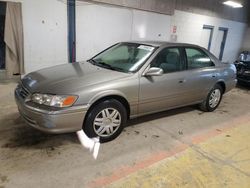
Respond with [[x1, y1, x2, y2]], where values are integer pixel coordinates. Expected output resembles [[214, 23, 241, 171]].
[[200, 84, 223, 112], [83, 99, 127, 143]]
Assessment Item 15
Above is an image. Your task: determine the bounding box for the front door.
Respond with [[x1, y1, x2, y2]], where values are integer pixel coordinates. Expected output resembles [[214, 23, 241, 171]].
[[139, 47, 188, 115]]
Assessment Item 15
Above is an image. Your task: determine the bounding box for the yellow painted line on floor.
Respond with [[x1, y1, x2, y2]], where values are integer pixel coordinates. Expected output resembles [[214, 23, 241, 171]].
[[106, 121, 250, 188], [89, 113, 250, 188]]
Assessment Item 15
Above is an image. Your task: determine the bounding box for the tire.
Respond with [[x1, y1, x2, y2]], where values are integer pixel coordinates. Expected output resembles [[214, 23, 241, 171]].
[[83, 99, 127, 143], [199, 84, 223, 112]]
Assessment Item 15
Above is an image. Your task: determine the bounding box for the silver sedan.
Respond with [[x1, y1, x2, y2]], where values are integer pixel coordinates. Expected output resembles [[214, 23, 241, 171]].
[[15, 42, 237, 142]]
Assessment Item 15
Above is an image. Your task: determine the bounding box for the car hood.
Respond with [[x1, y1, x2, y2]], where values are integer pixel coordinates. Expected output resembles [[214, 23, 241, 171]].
[[21, 62, 131, 94]]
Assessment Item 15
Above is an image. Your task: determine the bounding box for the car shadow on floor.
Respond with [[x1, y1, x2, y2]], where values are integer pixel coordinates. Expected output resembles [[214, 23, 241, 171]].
[[2, 106, 199, 149], [1, 114, 79, 149], [236, 83, 250, 91], [2, 127, 78, 149]]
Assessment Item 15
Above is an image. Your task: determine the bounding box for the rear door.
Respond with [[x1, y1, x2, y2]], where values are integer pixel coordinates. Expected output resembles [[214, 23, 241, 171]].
[[182, 47, 218, 102]]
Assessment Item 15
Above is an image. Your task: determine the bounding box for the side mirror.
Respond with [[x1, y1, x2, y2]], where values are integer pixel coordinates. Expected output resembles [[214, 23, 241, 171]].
[[144, 67, 163, 76]]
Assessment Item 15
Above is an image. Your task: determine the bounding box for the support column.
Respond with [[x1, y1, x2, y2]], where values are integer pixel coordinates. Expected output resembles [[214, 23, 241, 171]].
[[67, 0, 76, 63]]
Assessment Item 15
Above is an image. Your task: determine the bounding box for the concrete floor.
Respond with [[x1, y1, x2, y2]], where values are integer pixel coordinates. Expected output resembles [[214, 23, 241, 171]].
[[0, 82, 249, 188]]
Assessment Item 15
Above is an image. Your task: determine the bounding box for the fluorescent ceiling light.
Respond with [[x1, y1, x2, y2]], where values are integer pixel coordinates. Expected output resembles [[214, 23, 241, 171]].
[[223, 1, 243, 8]]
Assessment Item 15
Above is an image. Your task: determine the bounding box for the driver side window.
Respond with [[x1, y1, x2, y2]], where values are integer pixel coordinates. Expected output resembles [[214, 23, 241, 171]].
[[151, 48, 183, 73]]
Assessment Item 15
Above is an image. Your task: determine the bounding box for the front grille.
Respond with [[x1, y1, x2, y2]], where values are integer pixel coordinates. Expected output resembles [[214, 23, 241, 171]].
[[18, 84, 30, 99], [236, 62, 250, 76], [244, 62, 250, 68]]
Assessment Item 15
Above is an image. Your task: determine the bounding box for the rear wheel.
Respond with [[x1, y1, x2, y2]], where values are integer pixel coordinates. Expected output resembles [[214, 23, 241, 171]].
[[200, 84, 223, 112], [83, 99, 127, 143]]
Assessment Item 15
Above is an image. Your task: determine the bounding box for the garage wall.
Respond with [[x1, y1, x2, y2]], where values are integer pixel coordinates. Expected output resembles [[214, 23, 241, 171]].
[[131, 10, 171, 41], [76, 3, 133, 61], [76, 5, 246, 63], [171, 10, 246, 63], [175, 0, 248, 23], [241, 27, 250, 51], [3, 0, 68, 73], [76, 2, 171, 61], [83, 0, 175, 15], [81, 0, 249, 23], [3, 0, 247, 73]]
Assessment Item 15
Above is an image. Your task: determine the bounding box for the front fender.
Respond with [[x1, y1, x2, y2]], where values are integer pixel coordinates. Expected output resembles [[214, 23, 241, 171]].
[[88, 90, 128, 105]]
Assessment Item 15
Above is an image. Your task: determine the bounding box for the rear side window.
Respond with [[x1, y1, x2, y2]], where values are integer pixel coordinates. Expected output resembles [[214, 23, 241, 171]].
[[185, 48, 214, 69]]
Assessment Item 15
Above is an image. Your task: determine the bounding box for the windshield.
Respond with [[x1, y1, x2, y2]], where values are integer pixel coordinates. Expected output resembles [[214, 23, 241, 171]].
[[91, 43, 156, 73]]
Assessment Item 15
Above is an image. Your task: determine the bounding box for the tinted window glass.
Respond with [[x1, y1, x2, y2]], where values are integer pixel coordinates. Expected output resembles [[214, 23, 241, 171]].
[[185, 48, 214, 69], [151, 48, 183, 73]]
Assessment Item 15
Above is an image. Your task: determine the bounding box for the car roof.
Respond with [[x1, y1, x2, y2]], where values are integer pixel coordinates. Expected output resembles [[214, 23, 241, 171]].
[[123, 41, 202, 48]]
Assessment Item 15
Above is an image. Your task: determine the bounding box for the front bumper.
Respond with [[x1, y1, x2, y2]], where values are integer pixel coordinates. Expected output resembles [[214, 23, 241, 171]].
[[15, 87, 88, 134], [235, 64, 250, 84]]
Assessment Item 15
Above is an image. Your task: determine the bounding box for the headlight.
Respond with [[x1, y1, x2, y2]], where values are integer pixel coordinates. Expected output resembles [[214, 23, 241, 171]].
[[31, 93, 78, 107]]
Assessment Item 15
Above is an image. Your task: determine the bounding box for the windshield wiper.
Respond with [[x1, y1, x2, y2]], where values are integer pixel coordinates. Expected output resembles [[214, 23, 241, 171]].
[[97, 61, 113, 69], [89, 60, 125, 72], [87, 59, 97, 65], [99, 62, 126, 72]]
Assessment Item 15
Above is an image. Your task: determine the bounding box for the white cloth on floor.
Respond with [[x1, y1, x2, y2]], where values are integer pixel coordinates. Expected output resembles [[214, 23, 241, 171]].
[[76, 130, 100, 159]]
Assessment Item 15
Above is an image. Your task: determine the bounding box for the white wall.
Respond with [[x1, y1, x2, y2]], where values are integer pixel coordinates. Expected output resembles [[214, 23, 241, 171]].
[[5, 0, 68, 74], [76, 5, 246, 63], [241, 27, 250, 51], [131, 10, 170, 41], [76, 3, 133, 61], [76, 2, 171, 61], [23, 0, 68, 73], [171, 10, 247, 63]]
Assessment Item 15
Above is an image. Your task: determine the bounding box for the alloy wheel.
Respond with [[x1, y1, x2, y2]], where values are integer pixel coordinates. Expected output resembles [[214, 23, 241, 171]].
[[93, 108, 121, 137], [209, 89, 221, 108]]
